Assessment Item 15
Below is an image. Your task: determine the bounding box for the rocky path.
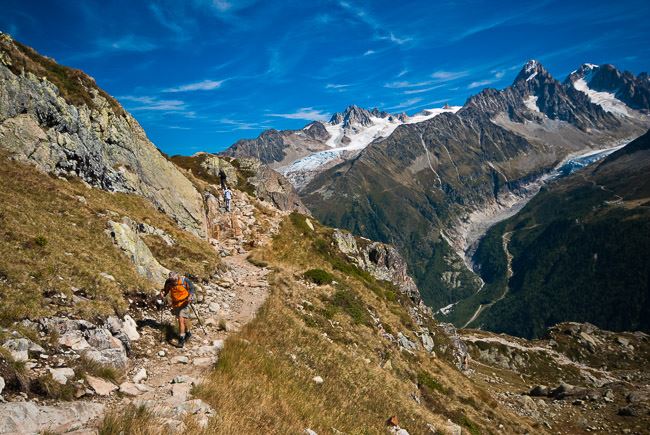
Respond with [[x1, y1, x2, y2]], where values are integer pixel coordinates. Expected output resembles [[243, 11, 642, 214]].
[[115, 249, 272, 432]]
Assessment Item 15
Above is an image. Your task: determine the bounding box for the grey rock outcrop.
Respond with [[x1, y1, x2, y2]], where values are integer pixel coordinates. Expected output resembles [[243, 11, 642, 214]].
[[107, 217, 170, 284], [235, 157, 311, 214], [332, 229, 419, 301], [0, 401, 104, 434], [0, 36, 207, 237]]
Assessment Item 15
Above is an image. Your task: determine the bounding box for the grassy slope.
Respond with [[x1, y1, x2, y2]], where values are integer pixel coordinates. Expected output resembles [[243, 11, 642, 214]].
[[0, 151, 220, 325], [470, 132, 650, 338], [194, 213, 539, 434]]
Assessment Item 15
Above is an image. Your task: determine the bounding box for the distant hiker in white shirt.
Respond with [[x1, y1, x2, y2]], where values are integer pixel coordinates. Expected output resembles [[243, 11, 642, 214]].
[[223, 186, 232, 212]]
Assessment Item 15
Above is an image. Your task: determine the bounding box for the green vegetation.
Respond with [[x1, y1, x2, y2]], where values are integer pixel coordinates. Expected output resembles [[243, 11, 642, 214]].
[[471, 136, 650, 338], [303, 268, 334, 285]]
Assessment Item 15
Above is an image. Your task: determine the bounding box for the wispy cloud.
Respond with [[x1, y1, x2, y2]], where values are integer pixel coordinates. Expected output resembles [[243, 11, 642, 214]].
[[119, 95, 195, 117], [216, 117, 270, 131], [384, 97, 423, 111], [467, 79, 496, 89], [97, 35, 158, 53], [397, 69, 409, 78], [338, 1, 412, 47], [164, 79, 227, 93], [384, 80, 434, 89], [266, 107, 330, 121], [326, 83, 351, 90], [363, 49, 376, 56], [430, 70, 469, 81], [403, 85, 445, 95]]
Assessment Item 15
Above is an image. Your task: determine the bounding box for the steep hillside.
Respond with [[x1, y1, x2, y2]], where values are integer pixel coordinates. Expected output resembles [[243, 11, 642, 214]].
[[466, 130, 650, 338], [0, 34, 207, 236], [301, 60, 650, 313]]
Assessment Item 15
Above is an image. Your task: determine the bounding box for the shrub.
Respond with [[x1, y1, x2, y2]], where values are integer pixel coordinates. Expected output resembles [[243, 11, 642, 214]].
[[329, 287, 371, 326], [303, 269, 334, 286]]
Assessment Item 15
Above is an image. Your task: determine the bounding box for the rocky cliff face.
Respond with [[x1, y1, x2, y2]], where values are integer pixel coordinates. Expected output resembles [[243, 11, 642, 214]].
[[0, 35, 207, 237]]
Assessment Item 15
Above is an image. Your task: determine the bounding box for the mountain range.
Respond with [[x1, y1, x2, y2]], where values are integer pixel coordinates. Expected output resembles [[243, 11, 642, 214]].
[[224, 59, 650, 332]]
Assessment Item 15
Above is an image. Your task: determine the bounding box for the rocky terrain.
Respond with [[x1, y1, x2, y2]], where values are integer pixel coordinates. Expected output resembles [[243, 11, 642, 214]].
[[0, 37, 648, 435]]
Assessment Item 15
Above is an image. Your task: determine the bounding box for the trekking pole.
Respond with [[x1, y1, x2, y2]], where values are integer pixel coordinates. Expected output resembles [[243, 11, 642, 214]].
[[189, 303, 208, 335], [156, 298, 165, 343]]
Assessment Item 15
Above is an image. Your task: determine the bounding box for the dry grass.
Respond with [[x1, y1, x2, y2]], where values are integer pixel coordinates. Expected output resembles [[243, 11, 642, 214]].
[[99, 405, 162, 435], [193, 214, 540, 434], [0, 152, 219, 325]]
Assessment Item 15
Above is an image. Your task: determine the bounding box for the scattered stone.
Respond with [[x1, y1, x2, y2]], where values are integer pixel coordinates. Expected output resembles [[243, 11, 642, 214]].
[[397, 333, 417, 352], [192, 357, 213, 367], [85, 375, 118, 396], [304, 218, 315, 231], [208, 302, 220, 313], [2, 338, 45, 362], [119, 382, 142, 396], [58, 331, 91, 351], [0, 376, 4, 395], [132, 368, 147, 383], [122, 315, 140, 341], [618, 405, 640, 417], [171, 383, 192, 402], [158, 350, 166, 357], [171, 355, 189, 364], [172, 375, 196, 385], [48, 368, 75, 385], [83, 347, 127, 368], [381, 359, 393, 370], [313, 376, 324, 384], [305, 429, 317, 435], [99, 272, 115, 281], [443, 419, 462, 435]]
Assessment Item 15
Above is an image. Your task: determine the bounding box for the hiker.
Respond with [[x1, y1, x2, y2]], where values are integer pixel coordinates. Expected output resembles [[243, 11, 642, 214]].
[[160, 271, 195, 348], [219, 169, 227, 189], [223, 186, 232, 212]]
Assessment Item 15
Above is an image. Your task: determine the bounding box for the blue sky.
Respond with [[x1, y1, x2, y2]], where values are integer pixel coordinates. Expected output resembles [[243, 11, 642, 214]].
[[2, 0, 649, 155]]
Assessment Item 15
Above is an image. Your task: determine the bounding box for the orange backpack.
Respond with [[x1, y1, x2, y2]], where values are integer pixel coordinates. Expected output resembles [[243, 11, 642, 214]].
[[169, 277, 190, 308]]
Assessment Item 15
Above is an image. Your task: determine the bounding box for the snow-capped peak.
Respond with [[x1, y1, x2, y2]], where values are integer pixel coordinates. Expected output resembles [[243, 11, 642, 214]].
[[524, 59, 538, 73]]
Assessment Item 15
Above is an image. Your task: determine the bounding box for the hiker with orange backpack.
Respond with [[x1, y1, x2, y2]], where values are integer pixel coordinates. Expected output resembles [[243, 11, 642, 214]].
[[160, 271, 196, 348]]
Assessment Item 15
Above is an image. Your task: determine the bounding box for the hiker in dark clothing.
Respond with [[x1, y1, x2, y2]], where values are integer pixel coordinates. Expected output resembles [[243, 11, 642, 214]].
[[219, 169, 227, 189]]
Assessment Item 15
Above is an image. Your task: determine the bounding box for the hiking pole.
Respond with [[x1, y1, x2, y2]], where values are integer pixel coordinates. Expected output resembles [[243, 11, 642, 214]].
[[189, 302, 208, 335], [156, 298, 165, 343]]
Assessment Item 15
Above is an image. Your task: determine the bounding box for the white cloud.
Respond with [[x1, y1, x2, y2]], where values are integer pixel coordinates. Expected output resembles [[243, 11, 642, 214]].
[[384, 97, 423, 110], [403, 85, 445, 95], [384, 80, 434, 89], [397, 69, 409, 78], [467, 79, 497, 89], [118, 95, 195, 117], [430, 70, 469, 81], [164, 79, 226, 93], [363, 49, 376, 56], [326, 83, 351, 90], [266, 107, 330, 121], [98, 35, 158, 52], [217, 118, 271, 131]]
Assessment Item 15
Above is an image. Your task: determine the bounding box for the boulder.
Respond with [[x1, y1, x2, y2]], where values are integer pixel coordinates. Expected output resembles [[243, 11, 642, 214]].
[[119, 382, 142, 397], [122, 314, 140, 341], [397, 333, 418, 352], [48, 368, 75, 385], [420, 332, 435, 353], [0, 376, 4, 395], [132, 367, 147, 383], [85, 375, 118, 396], [83, 347, 127, 369], [171, 383, 192, 402], [442, 420, 462, 435], [0, 401, 104, 434], [58, 331, 91, 351], [313, 376, 324, 384], [107, 218, 170, 283], [2, 338, 44, 362], [171, 355, 189, 364], [86, 328, 123, 350]]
